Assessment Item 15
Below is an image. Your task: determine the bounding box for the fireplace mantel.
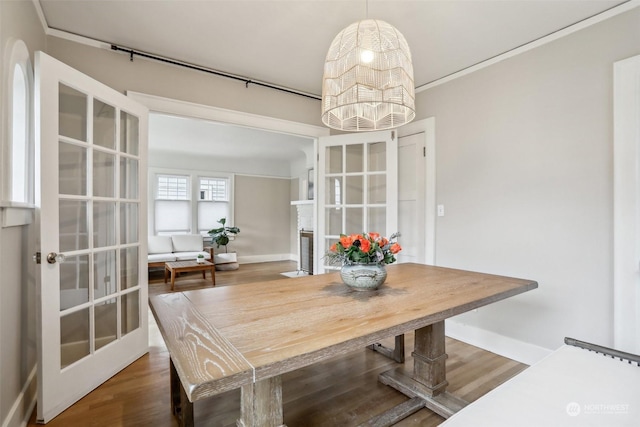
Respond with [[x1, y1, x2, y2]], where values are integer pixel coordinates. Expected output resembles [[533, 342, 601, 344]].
[[291, 201, 314, 232]]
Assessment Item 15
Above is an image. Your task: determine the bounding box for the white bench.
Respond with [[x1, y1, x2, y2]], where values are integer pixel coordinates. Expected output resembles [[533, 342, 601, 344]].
[[440, 338, 640, 426]]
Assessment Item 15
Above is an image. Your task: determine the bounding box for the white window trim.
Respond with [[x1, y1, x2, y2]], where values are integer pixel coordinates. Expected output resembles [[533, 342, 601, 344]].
[[1, 39, 35, 227]]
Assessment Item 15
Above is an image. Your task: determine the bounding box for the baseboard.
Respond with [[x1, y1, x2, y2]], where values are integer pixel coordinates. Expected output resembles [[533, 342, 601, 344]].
[[2, 366, 37, 427], [237, 253, 296, 264], [445, 319, 552, 366]]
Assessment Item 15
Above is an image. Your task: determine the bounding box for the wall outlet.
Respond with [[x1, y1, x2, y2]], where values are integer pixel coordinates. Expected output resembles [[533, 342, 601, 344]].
[[437, 205, 445, 217]]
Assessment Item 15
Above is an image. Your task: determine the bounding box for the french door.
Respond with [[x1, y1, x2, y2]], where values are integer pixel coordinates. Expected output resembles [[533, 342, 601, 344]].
[[317, 131, 398, 273], [35, 52, 149, 423]]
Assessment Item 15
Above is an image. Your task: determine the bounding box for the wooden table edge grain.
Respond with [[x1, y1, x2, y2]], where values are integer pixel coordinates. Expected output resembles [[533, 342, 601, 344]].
[[148, 293, 254, 402]]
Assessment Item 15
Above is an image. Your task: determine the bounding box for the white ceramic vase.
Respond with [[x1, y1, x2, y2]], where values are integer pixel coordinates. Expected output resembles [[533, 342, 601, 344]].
[[340, 263, 387, 291]]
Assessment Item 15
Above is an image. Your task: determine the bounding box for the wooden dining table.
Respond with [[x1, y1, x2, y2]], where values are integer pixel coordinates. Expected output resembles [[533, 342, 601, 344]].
[[149, 263, 537, 427]]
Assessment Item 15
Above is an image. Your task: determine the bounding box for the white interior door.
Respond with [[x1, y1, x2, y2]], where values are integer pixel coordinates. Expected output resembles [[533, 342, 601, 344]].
[[35, 51, 149, 423], [396, 132, 426, 264], [317, 131, 398, 273]]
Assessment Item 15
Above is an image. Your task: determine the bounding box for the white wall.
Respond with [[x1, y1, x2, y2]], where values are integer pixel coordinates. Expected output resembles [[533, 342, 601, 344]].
[[417, 7, 640, 359], [234, 174, 293, 262], [45, 37, 322, 128], [0, 2, 45, 426]]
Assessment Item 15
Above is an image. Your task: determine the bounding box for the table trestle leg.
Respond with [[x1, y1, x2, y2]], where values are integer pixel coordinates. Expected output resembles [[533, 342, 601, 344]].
[[376, 321, 468, 421], [170, 358, 195, 427], [368, 334, 405, 363], [238, 375, 286, 427]]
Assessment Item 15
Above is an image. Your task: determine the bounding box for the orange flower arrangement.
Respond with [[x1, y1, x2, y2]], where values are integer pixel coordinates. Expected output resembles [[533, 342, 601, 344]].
[[327, 232, 401, 265]]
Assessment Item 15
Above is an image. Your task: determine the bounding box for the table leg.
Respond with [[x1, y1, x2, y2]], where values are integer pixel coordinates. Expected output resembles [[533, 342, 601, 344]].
[[368, 334, 405, 363], [170, 359, 180, 415], [413, 321, 448, 396], [170, 358, 194, 427], [171, 269, 176, 291], [210, 266, 216, 286], [164, 265, 169, 284], [238, 376, 285, 427], [377, 321, 467, 420]]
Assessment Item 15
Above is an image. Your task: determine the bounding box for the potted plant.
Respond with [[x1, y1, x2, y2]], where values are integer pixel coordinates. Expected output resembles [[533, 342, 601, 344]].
[[196, 253, 205, 264], [208, 218, 241, 270]]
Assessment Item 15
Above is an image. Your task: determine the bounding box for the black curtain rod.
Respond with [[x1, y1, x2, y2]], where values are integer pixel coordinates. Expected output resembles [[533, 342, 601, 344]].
[[110, 44, 321, 101]]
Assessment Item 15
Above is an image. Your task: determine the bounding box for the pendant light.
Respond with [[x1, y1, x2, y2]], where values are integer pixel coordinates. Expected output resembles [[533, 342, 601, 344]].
[[321, 18, 415, 131]]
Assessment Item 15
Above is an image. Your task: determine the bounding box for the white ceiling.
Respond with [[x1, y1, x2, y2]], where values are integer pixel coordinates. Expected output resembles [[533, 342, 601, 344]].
[[149, 113, 313, 161], [39, 0, 628, 95], [37, 0, 629, 158]]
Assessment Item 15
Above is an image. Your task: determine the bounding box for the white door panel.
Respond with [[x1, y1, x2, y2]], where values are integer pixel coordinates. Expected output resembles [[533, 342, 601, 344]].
[[35, 51, 149, 423], [397, 133, 425, 264]]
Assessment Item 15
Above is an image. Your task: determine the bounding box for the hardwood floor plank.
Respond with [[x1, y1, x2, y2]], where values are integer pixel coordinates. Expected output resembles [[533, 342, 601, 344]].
[[28, 261, 528, 427]]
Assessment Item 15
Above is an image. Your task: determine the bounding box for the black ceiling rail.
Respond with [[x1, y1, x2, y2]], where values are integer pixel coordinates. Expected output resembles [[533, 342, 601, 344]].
[[110, 44, 321, 101]]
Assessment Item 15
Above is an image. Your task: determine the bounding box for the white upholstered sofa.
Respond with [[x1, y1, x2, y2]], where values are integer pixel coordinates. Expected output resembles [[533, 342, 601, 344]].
[[147, 234, 212, 268]]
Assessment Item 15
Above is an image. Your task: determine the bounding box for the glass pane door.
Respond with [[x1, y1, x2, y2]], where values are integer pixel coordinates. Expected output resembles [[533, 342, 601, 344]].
[[318, 131, 398, 272], [57, 84, 143, 368], [36, 51, 148, 423]]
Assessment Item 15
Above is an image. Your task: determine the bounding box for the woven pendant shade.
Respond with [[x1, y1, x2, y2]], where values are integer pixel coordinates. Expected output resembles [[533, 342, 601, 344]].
[[321, 19, 415, 132]]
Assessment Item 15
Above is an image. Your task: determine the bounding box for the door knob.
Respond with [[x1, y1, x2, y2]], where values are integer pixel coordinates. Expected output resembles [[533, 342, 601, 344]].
[[46, 252, 66, 264]]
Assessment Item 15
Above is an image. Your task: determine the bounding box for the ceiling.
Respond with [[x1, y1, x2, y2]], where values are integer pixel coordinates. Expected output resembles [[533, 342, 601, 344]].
[[37, 0, 629, 158], [38, 0, 629, 96], [149, 113, 313, 161]]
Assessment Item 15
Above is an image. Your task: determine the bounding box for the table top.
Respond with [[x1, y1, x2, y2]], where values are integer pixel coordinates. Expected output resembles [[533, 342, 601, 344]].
[[150, 263, 537, 402], [165, 260, 213, 269]]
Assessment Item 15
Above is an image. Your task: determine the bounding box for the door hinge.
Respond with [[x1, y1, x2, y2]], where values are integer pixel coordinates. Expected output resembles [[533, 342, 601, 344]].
[[423, 147, 426, 157], [33, 252, 41, 264]]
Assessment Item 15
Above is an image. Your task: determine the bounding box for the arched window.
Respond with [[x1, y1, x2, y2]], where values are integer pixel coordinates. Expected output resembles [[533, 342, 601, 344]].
[[12, 63, 28, 202], [4, 39, 33, 206]]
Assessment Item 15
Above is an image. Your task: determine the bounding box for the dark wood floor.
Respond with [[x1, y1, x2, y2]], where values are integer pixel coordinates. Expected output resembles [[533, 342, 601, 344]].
[[29, 261, 527, 426]]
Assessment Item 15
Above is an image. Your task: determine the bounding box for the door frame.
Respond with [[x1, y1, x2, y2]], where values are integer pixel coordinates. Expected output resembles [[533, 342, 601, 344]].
[[128, 92, 438, 271], [613, 54, 640, 353], [126, 92, 329, 240], [127, 92, 328, 140], [398, 118, 436, 265]]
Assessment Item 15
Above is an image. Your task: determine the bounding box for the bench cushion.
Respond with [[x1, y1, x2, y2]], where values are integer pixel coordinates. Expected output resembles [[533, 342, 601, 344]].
[[148, 253, 177, 263], [172, 234, 204, 252], [149, 235, 173, 254]]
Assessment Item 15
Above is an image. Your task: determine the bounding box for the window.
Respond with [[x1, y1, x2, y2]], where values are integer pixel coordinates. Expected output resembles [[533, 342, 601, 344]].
[[12, 64, 28, 202], [198, 177, 230, 234], [154, 174, 190, 234], [199, 177, 228, 201], [4, 39, 33, 206], [157, 175, 189, 200], [151, 172, 233, 236]]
